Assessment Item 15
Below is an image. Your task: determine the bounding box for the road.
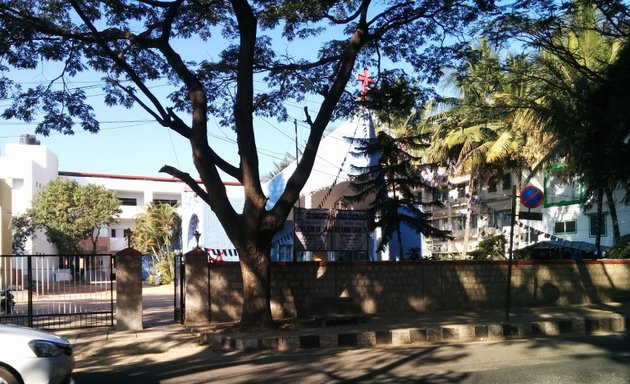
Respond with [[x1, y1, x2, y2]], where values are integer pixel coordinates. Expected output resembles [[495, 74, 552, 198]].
[[74, 334, 630, 383]]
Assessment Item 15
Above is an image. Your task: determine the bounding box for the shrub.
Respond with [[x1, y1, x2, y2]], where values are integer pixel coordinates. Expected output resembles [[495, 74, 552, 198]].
[[606, 235, 630, 259], [469, 235, 507, 260]]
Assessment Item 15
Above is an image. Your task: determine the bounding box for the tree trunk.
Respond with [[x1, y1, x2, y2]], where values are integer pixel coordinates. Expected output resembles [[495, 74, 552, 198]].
[[595, 185, 604, 258], [395, 224, 404, 261], [391, 185, 405, 261], [604, 183, 621, 246], [238, 246, 274, 330], [513, 171, 522, 249], [462, 176, 475, 259]]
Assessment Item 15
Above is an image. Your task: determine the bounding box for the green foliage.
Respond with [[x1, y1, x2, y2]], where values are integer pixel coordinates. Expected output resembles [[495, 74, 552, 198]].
[[11, 214, 36, 255], [487, 1, 629, 243], [345, 129, 450, 254], [429, 253, 459, 261], [0, 1, 494, 135], [606, 235, 630, 259], [366, 70, 428, 127], [154, 259, 174, 285], [133, 203, 181, 284], [469, 235, 506, 260], [406, 247, 422, 261], [28, 178, 121, 255]]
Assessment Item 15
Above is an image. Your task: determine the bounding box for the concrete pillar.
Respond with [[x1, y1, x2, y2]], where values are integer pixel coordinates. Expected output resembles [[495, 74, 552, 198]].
[[115, 247, 143, 330], [0, 179, 12, 287], [184, 248, 209, 325]]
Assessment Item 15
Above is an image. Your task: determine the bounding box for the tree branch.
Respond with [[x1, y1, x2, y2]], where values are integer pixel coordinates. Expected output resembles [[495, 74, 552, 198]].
[[270, 0, 371, 221], [159, 165, 211, 205], [68, 0, 172, 123]]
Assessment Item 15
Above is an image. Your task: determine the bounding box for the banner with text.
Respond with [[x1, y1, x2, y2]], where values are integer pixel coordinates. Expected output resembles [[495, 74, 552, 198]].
[[294, 208, 368, 251]]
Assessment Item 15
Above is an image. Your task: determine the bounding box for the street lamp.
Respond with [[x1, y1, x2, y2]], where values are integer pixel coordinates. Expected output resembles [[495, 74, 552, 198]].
[[194, 230, 201, 249], [123, 228, 133, 248]]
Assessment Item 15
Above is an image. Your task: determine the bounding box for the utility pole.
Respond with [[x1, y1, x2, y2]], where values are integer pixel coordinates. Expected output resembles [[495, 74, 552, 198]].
[[505, 185, 517, 322]]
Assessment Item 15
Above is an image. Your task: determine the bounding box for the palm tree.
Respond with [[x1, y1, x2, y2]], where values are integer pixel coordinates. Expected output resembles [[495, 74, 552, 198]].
[[133, 202, 182, 283], [418, 36, 563, 258], [419, 40, 519, 257], [518, 1, 627, 249], [344, 130, 450, 260]]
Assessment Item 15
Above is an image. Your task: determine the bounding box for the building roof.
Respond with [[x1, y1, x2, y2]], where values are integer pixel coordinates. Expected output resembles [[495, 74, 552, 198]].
[[59, 171, 241, 186], [262, 113, 377, 210]]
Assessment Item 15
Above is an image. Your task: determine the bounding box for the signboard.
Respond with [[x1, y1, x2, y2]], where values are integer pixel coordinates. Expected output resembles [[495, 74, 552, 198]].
[[519, 211, 543, 221], [520, 185, 544, 208], [294, 208, 368, 251], [519, 186, 543, 221]]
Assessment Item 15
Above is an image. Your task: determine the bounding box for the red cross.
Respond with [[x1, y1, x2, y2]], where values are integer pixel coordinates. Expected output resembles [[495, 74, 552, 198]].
[[356, 68, 375, 101]]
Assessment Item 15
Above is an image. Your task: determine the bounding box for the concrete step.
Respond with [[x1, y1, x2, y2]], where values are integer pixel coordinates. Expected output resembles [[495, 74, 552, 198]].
[[199, 315, 629, 352]]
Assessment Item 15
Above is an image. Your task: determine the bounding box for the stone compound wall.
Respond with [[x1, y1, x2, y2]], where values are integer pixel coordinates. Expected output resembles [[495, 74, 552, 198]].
[[209, 260, 630, 322]]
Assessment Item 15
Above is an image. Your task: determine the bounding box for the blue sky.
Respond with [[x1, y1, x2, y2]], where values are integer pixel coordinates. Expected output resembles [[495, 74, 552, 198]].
[[0, 69, 334, 180], [0, 16, 355, 181]]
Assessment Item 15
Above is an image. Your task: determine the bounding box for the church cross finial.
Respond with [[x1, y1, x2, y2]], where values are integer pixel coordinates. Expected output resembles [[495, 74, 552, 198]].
[[356, 68, 375, 101]]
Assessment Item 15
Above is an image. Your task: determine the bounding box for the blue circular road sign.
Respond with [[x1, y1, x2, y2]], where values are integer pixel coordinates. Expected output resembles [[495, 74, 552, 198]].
[[520, 186, 544, 208]]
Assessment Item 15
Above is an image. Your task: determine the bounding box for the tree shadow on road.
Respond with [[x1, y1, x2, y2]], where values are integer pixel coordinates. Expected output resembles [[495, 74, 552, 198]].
[[74, 343, 470, 384]]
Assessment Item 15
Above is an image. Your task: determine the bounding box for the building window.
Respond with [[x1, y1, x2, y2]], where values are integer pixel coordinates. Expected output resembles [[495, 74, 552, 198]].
[[544, 163, 584, 207], [432, 218, 449, 231], [453, 216, 465, 230], [277, 245, 293, 261], [489, 210, 510, 228], [554, 220, 577, 234], [119, 197, 137, 206], [587, 213, 608, 237], [456, 184, 466, 198], [501, 173, 512, 190], [153, 199, 178, 206], [432, 189, 449, 202], [488, 179, 497, 193], [111, 229, 117, 238]]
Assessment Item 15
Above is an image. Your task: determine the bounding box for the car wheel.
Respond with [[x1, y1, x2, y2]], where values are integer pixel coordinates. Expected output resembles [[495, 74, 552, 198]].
[[0, 366, 19, 384]]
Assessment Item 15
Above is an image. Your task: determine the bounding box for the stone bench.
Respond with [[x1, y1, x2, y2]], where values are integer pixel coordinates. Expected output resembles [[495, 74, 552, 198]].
[[305, 296, 368, 326]]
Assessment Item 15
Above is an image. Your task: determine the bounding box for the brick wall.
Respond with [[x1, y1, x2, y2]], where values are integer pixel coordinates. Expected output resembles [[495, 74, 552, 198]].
[[208, 260, 630, 322]]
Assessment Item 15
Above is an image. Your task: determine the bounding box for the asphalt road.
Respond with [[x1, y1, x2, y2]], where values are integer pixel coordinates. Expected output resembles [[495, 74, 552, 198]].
[[74, 333, 630, 384]]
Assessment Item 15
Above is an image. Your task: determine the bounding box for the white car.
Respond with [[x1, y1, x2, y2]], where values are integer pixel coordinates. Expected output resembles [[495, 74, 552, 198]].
[[0, 324, 74, 384]]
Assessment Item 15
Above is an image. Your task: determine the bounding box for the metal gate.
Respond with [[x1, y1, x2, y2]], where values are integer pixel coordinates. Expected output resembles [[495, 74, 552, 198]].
[[173, 253, 184, 324], [0, 254, 114, 329]]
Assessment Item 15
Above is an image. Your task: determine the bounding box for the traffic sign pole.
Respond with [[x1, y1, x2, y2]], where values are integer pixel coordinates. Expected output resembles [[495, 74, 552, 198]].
[[505, 185, 516, 323]]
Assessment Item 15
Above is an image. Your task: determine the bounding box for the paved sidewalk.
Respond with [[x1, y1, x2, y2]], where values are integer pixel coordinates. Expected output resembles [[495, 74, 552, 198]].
[[55, 284, 203, 368], [56, 284, 630, 363]]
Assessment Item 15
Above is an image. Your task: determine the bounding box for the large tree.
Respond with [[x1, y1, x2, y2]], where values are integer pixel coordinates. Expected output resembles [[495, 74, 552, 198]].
[[0, 0, 495, 329], [420, 40, 518, 257], [345, 130, 450, 260], [28, 178, 121, 255], [489, 0, 629, 249]]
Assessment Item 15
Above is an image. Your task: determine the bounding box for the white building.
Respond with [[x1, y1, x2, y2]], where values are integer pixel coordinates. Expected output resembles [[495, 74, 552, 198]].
[[426, 168, 630, 259], [0, 135, 59, 255], [262, 113, 422, 262], [0, 135, 243, 256]]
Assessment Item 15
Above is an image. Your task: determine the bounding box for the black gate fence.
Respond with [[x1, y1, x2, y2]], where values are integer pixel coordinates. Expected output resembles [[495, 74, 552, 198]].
[[173, 252, 184, 324], [0, 254, 114, 329]]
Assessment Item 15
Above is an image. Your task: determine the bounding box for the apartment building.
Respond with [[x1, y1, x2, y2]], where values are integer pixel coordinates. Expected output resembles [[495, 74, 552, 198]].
[[425, 169, 630, 259]]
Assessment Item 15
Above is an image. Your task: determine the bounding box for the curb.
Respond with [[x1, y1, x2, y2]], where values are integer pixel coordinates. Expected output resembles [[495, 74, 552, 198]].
[[198, 315, 629, 352]]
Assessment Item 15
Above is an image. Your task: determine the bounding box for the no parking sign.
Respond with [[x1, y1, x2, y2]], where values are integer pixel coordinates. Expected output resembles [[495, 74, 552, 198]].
[[519, 186, 544, 220], [520, 185, 544, 208]]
